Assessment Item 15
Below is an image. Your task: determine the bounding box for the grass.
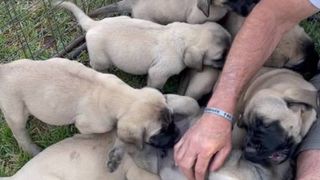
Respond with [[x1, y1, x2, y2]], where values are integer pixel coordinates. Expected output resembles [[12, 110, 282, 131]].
[[0, 0, 319, 177]]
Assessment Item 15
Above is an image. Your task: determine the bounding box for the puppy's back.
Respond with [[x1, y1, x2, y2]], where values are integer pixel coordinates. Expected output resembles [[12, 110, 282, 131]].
[[0, 58, 108, 88]]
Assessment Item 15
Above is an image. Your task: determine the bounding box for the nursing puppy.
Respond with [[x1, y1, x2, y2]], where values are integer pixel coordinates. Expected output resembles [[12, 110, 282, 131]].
[[237, 68, 318, 165], [0, 95, 197, 180], [0, 58, 172, 156], [57, 1, 231, 89], [222, 12, 319, 79]]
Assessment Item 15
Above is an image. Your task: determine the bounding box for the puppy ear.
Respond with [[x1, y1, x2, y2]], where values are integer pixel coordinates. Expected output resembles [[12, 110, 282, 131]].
[[165, 94, 200, 117], [184, 47, 205, 71], [300, 107, 317, 137], [197, 0, 212, 17], [283, 88, 319, 109], [283, 88, 318, 137], [117, 121, 145, 150]]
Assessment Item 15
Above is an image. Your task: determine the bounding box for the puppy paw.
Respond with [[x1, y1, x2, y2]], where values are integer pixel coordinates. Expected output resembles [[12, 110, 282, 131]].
[[25, 144, 42, 157], [107, 147, 125, 173]]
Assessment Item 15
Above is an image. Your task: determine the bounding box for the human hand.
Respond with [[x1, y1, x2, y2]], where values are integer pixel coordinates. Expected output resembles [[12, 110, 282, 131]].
[[174, 113, 232, 180]]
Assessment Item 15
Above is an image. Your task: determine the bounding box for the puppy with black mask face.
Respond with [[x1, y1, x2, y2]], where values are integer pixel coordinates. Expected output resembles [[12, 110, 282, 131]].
[[237, 68, 318, 166], [0, 58, 172, 157], [107, 94, 201, 173]]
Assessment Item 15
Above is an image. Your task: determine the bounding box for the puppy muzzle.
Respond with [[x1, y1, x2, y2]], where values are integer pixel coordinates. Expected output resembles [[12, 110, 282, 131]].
[[148, 122, 180, 149]]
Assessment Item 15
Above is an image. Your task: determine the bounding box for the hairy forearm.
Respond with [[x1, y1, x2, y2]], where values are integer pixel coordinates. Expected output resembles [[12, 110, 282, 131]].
[[207, 0, 318, 113]]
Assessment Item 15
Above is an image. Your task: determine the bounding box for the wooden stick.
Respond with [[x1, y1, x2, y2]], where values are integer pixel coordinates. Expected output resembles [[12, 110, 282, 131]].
[[55, 35, 85, 57], [68, 43, 87, 59]]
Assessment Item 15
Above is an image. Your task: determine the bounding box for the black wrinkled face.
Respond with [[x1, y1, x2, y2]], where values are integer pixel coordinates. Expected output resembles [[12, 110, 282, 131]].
[[225, 0, 259, 16], [243, 117, 297, 166], [290, 42, 319, 80], [148, 122, 180, 149]]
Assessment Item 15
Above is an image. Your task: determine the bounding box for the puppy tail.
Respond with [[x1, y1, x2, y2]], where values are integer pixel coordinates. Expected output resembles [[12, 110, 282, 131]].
[[54, 1, 96, 31], [89, 0, 132, 18]]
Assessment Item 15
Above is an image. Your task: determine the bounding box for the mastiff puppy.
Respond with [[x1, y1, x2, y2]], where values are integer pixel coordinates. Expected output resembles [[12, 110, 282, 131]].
[[237, 68, 318, 165], [56, 1, 231, 89], [89, 0, 228, 24], [0, 58, 172, 156], [222, 12, 319, 79], [0, 95, 198, 180], [89, 0, 259, 24], [159, 128, 291, 180]]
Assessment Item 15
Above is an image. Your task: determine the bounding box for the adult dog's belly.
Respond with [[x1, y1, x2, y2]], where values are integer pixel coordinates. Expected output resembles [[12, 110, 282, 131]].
[[12, 133, 116, 180]]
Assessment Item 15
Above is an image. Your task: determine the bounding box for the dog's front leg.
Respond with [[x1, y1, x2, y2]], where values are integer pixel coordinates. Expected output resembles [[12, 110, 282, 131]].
[[147, 67, 172, 89], [107, 138, 126, 172], [3, 107, 41, 156]]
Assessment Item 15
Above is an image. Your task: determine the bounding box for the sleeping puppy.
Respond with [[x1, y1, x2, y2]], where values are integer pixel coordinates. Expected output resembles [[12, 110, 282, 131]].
[[178, 69, 318, 168], [90, 0, 229, 24], [159, 127, 291, 180], [0, 95, 197, 180], [237, 68, 318, 165], [222, 12, 319, 79], [0, 58, 172, 156], [56, 1, 231, 89]]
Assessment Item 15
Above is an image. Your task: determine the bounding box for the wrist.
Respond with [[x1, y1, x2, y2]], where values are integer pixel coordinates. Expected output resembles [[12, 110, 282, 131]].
[[204, 107, 235, 125], [201, 112, 233, 130]]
